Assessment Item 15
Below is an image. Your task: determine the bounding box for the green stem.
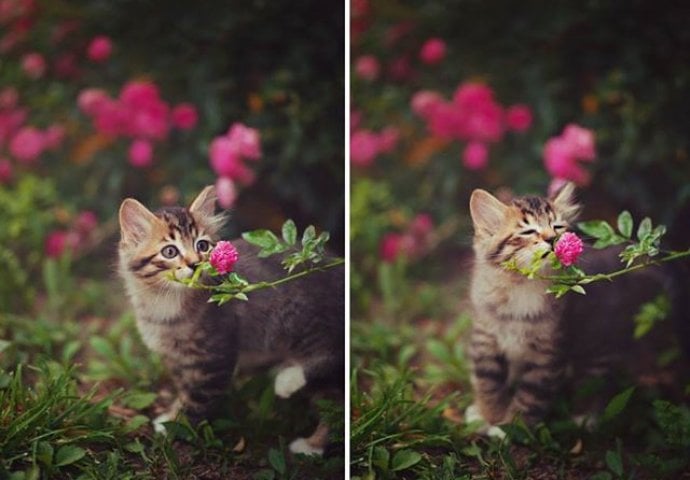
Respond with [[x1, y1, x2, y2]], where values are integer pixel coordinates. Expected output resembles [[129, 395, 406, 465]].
[[242, 258, 345, 293]]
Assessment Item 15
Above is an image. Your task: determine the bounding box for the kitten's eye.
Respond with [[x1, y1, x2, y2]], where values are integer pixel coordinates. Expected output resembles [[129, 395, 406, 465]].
[[196, 239, 210, 253], [519, 229, 538, 236], [161, 245, 179, 258], [553, 224, 566, 231]]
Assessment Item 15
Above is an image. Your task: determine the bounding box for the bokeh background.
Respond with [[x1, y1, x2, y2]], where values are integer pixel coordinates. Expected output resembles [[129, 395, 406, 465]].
[[0, 1, 344, 478], [351, 1, 690, 478]]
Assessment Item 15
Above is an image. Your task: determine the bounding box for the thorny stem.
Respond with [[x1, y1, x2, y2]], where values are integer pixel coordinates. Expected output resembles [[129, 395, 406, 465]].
[[540, 248, 690, 286]]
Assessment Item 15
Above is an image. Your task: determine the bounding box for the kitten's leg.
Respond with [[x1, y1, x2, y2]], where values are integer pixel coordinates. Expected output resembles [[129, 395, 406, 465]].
[[274, 354, 342, 399], [468, 327, 510, 425], [163, 351, 235, 428], [289, 421, 329, 456], [503, 341, 565, 425], [153, 398, 182, 434]]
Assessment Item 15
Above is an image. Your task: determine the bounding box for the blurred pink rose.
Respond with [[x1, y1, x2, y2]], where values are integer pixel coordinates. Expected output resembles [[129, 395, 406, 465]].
[[350, 129, 380, 167], [355, 55, 380, 81], [410, 213, 433, 237], [77, 88, 109, 116], [93, 97, 128, 136], [0, 157, 12, 183], [453, 82, 495, 110], [411, 90, 443, 119], [378, 126, 399, 154], [215, 176, 237, 208], [43, 124, 65, 150], [120, 81, 160, 107], [128, 139, 153, 168], [428, 102, 463, 139], [380, 233, 403, 263], [44, 230, 79, 258], [171, 103, 198, 131], [562, 123, 596, 161], [21, 52, 46, 79], [0, 107, 27, 146], [462, 141, 489, 170], [53, 53, 80, 79], [226, 123, 261, 160], [419, 38, 446, 65], [75, 210, 98, 234], [543, 137, 590, 185], [9, 126, 44, 163], [0, 87, 18, 109], [505, 104, 533, 132], [459, 99, 504, 142], [209, 136, 242, 177], [87, 35, 112, 62], [127, 99, 170, 140]]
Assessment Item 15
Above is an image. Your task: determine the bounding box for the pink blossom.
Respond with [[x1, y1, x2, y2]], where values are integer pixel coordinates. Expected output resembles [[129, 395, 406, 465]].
[[77, 88, 109, 116], [0, 107, 27, 146], [355, 55, 380, 81], [462, 141, 489, 170], [171, 103, 198, 130], [380, 233, 403, 263], [543, 136, 590, 185], [93, 98, 128, 136], [120, 81, 161, 107], [44, 230, 78, 258], [458, 97, 504, 143], [9, 126, 44, 163], [453, 82, 495, 110], [128, 139, 153, 168], [209, 136, 242, 177], [75, 210, 98, 234], [209, 240, 239, 275], [505, 104, 533, 132], [127, 99, 169, 140], [215, 177, 237, 208], [562, 124, 596, 161], [428, 102, 463, 139], [43, 124, 65, 151], [21, 52, 46, 79], [419, 38, 446, 65], [0, 87, 18, 109], [350, 129, 380, 167], [226, 123, 261, 160], [410, 213, 433, 237], [87, 35, 112, 62], [554, 232, 584, 267], [411, 90, 443, 119], [378, 126, 399, 154], [0, 157, 12, 183]]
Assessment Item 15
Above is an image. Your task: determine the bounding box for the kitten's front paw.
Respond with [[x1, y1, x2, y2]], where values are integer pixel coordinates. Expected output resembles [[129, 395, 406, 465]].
[[152, 399, 181, 435], [464, 404, 506, 439], [274, 365, 307, 399], [289, 437, 324, 456]]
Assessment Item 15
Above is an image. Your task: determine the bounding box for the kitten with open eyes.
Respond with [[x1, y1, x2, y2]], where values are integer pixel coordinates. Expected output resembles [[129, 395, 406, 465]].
[[465, 183, 687, 435], [117, 185, 344, 455]]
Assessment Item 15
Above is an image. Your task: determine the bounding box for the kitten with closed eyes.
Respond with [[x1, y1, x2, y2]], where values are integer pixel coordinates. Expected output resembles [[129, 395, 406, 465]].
[[466, 183, 688, 436], [118, 185, 344, 455]]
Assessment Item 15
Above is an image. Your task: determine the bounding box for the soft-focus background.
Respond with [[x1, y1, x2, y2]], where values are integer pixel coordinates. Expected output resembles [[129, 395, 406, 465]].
[[0, 1, 343, 478], [351, 1, 690, 478]]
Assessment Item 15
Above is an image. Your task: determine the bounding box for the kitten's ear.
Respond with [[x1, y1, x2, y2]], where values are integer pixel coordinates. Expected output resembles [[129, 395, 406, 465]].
[[550, 182, 581, 222], [119, 198, 158, 245], [189, 185, 227, 233], [470, 189, 509, 236], [189, 185, 217, 217]]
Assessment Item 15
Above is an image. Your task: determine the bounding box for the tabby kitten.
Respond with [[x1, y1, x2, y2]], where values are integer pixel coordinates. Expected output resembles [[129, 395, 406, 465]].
[[118, 186, 344, 455], [466, 183, 683, 435]]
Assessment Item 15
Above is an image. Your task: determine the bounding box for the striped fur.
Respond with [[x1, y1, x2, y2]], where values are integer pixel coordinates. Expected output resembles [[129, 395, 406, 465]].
[[118, 186, 344, 453]]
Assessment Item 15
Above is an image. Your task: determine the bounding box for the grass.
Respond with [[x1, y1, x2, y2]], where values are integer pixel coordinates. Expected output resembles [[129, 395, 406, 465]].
[[0, 259, 343, 479], [350, 249, 690, 479]]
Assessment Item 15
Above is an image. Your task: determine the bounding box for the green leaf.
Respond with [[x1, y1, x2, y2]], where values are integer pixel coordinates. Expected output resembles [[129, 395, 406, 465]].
[[637, 217, 652, 241], [391, 449, 422, 471], [371, 446, 390, 471], [243, 229, 281, 250], [281, 220, 297, 245], [36, 441, 53, 466], [268, 448, 286, 475], [301, 225, 316, 246], [123, 392, 157, 410], [54, 445, 86, 467], [90, 337, 116, 359], [234, 292, 249, 301], [577, 220, 616, 240], [124, 440, 145, 453], [603, 387, 635, 421], [605, 450, 623, 476], [617, 211, 633, 238], [123, 415, 149, 433]]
